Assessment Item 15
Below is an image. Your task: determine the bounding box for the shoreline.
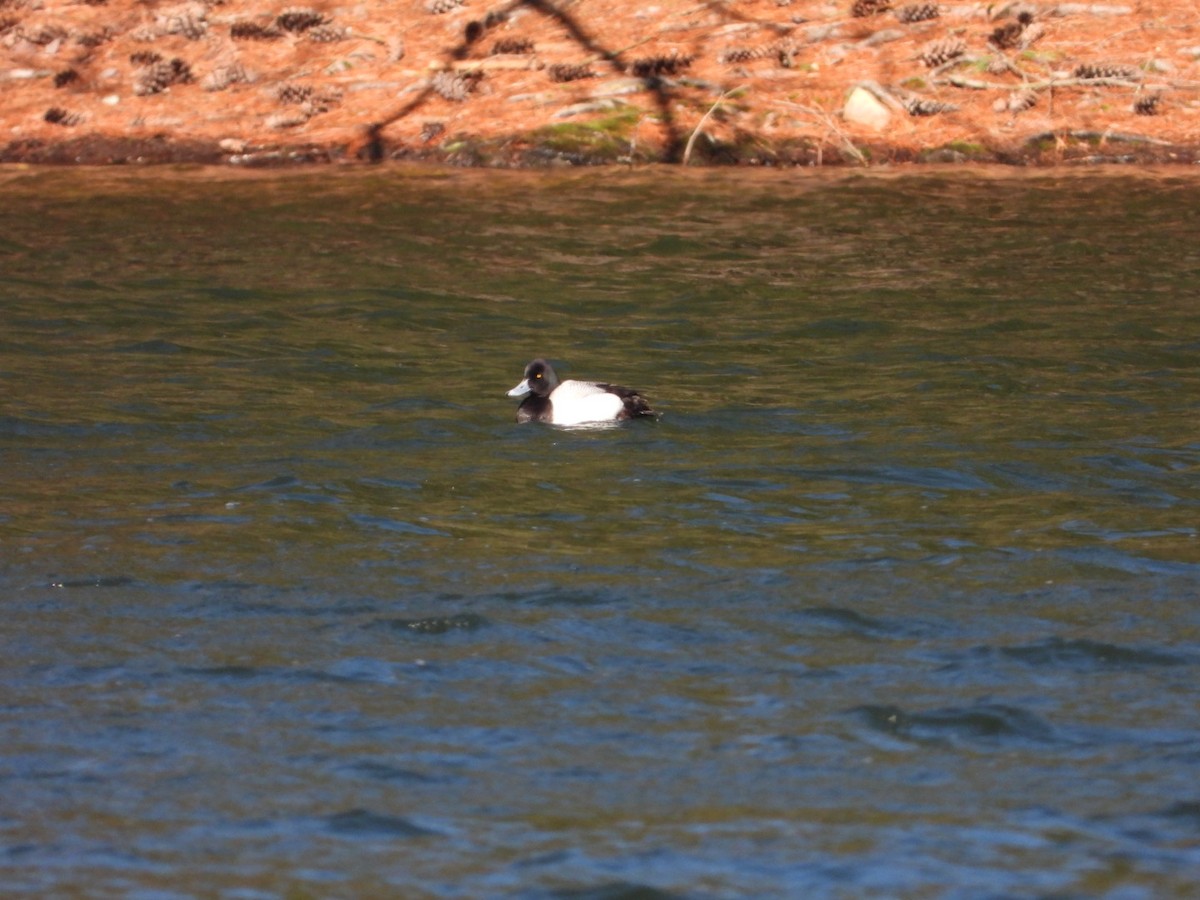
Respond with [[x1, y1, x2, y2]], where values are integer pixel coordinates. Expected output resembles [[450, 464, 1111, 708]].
[[3, 0, 1198, 169], [3, 126, 1198, 168]]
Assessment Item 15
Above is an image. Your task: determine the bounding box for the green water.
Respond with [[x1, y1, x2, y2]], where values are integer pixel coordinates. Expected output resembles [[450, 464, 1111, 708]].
[[1, 166, 1198, 897]]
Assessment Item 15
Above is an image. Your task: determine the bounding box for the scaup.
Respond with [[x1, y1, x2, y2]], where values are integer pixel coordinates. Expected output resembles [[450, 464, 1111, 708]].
[[506, 358, 656, 426]]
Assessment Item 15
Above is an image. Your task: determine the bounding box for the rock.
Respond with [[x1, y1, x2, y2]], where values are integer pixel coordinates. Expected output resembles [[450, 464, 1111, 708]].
[[924, 147, 967, 163], [861, 28, 906, 47], [843, 86, 891, 130], [1045, 3, 1132, 15]]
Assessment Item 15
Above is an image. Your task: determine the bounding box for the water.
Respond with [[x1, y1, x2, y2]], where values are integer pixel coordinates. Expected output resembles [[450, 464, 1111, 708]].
[[2, 166, 1199, 898]]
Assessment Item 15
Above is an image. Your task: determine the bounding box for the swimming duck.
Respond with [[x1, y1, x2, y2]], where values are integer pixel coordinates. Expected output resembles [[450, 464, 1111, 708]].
[[506, 358, 656, 426]]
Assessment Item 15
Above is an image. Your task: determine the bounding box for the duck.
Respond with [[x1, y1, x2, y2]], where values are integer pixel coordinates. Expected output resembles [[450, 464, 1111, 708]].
[[506, 358, 657, 426]]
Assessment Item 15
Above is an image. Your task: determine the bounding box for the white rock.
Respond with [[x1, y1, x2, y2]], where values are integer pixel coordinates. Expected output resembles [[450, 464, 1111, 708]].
[[843, 86, 891, 131]]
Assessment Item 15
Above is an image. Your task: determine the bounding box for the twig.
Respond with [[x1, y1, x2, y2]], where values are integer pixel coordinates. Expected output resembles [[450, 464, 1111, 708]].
[[993, 56, 1033, 82], [703, 0, 796, 35], [683, 87, 735, 165], [940, 74, 1142, 90], [927, 56, 981, 79], [770, 98, 867, 165]]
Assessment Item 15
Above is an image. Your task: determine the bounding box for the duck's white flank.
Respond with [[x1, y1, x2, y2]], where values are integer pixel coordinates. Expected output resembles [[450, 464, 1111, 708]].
[[546, 380, 626, 426]]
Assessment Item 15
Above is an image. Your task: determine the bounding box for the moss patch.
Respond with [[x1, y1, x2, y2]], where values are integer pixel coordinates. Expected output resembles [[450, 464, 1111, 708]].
[[527, 108, 644, 163]]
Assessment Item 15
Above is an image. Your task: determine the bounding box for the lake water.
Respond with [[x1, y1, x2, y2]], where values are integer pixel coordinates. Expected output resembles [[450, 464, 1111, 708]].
[[2, 165, 1199, 898]]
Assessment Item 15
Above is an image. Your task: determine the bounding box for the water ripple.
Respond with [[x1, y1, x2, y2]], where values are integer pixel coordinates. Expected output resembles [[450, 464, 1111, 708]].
[[322, 808, 439, 839], [995, 637, 1190, 670], [850, 702, 1061, 748]]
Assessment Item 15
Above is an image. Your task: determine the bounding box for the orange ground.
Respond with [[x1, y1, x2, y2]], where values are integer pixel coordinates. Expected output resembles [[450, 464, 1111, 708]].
[[2, 0, 1198, 165]]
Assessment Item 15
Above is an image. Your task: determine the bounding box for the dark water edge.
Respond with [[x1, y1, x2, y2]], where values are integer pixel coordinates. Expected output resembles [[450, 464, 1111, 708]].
[[3, 129, 1199, 167], [2, 166, 1199, 898]]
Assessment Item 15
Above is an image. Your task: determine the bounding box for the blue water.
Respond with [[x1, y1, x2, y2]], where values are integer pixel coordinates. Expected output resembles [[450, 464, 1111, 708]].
[[2, 166, 1199, 897]]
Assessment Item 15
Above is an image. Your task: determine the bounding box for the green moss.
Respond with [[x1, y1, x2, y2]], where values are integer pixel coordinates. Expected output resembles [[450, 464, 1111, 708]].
[[900, 77, 928, 90], [530, 108, 641, 161], [919, 141, 990, 163], [1020, 49, 1061, 64], [951, 141, 986, 156]]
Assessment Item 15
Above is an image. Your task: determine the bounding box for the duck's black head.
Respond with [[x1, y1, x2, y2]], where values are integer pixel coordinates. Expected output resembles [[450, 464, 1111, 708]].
[[507, 358, 560, 399]]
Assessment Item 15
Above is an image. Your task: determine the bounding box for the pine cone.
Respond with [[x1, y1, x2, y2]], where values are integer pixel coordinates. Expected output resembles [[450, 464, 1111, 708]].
[[547, 63, 595, 83], [276, 7, 326, 32], [851, 0, 892, 17], [989, 22, 1024, 50], [1074, 62, 1139, 81], [491, 37, 534, 55], [44, 107, 85, 126], [130, 51, 162, 67], [169, 58, 193, 84], [309, 24, 348, 42], [54, 69, 80, 88], [25, 25, 68, 45], [133, 57, 191, 95], [134, 60, 176, 95], [76, 28, 115, 48], [426, 0, 466, 13], [720, 43, 792, 65], [895, 3, 939, 23], [431, 69, 481, 100], [231, 21, 283, 41], [719, 46, 760, 64], [301, 88, 342, 115], [919, 38, 966, 68], [631, 52, 694, 78], [1133, 94, 1161, 116], [905, 97, 957, 116], [276, 83, 314, 104]]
